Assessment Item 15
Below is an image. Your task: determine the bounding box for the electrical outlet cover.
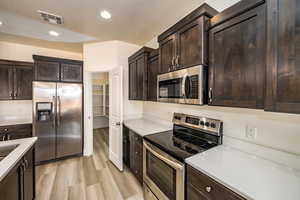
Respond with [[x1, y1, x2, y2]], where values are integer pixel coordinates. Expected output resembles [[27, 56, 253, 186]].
[[245, 125, 257, 139]]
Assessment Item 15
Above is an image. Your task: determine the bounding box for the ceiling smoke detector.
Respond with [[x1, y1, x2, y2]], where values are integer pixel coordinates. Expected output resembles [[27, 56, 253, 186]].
[[38, 10, 63, 25]]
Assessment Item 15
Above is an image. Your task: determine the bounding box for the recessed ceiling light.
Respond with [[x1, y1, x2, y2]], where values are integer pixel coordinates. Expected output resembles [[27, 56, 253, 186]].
[[49, 30, 59, 37], [0, 21, 3, 26], [100, 10, 111, 19]]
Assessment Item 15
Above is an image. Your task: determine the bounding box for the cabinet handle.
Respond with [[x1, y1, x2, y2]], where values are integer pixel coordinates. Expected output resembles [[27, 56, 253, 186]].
[[176, 55, 179, 68], [206, 186, 212, 193], [24, 159, 29, 168], [209, 88, 213, 103]]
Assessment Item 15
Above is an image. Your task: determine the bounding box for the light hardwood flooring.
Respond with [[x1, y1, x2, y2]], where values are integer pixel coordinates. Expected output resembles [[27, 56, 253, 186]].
[[36, 128, 144, 200]]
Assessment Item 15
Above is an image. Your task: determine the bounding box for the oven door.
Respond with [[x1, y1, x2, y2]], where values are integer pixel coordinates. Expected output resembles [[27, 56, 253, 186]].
[[157, 65, 204, 105], [143, 141, 184, 200]]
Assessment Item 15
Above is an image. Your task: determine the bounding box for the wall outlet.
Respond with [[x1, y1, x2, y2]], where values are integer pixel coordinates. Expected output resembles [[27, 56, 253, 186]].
[[245, 125, 257, 140]]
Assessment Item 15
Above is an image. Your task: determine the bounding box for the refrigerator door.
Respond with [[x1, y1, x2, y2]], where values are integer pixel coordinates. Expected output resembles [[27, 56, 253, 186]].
[[56, 83, 83, 158], [33, 81, 57, 163]]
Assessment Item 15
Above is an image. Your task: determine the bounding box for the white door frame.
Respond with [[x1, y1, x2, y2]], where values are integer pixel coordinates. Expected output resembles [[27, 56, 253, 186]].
[[83, 69, 110, 156]]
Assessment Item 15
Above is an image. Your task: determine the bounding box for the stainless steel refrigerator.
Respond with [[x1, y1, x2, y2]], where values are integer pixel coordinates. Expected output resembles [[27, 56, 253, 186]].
[[32, 81, 83, 164]]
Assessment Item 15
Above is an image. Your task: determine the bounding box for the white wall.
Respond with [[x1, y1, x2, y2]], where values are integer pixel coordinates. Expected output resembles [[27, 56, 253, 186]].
[[0, 41, 82, 121], [0, 41, 82, 62], [83, 40, 143, 155], [142, 0, 300, 156]]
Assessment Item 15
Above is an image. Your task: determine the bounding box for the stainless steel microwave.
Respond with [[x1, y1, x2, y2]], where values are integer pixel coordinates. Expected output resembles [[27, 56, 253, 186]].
[[157, 65, 207, 105]]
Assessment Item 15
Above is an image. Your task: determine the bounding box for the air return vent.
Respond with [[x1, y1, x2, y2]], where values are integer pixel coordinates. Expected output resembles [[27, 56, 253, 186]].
[[38, 10, 63, 25]]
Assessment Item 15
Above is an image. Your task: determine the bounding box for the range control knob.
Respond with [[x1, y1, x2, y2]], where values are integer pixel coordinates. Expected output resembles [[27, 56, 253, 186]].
[[205, 122, 210, 127], [200, 121, 205, 126], [210, 123, 216, 128]]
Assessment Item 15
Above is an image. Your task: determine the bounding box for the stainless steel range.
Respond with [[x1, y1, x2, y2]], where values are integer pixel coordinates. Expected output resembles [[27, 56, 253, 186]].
[[143, 113, 223, 200]]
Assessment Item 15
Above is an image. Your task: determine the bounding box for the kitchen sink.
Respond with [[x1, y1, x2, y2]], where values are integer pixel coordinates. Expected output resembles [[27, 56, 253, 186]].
[[0, 144, 19, 161]]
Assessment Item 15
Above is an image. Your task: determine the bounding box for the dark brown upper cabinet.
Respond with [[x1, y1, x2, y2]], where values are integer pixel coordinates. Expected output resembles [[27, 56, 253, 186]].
[[0, 60, 33, 101], [34, 60, 60, 82], [208, 0, 267, 109], [158, 4, 218, 74], [265, 0, 300, 114], [61, 63, 83, 82], [14, 65, 33, 100], [147, 49, 159, 101], [159, 34, 176, 74], [128, 47, 154, 100], [33, 55, 83, 83]]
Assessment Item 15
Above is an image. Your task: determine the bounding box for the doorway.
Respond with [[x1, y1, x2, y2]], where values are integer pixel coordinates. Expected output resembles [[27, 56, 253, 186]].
[[92, 72, 109, 145]]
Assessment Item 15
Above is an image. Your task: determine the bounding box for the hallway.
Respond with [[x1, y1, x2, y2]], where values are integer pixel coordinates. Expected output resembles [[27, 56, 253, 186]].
[[36, 128, 143, 200]]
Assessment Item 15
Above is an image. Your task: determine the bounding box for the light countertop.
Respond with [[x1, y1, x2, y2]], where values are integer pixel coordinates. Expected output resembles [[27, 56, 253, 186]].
[[123, 118, 172, 137], [0, 137, 37, 181], [186, 145, 300, 200]]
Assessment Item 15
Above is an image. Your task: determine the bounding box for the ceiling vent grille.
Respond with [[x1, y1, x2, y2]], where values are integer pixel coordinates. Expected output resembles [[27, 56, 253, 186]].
[[38, 10, 63, 25]]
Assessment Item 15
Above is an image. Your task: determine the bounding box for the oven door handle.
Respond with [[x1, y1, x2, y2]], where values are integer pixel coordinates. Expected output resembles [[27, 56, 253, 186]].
[[144, 141, 184, 170]]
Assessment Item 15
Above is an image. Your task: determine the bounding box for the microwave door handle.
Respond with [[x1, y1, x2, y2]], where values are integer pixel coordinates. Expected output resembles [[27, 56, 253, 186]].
[[182, 74, 187, 98]]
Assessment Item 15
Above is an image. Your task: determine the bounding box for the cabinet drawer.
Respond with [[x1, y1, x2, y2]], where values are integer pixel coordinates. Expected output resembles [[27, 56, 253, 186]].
[[187, 165, 246, 200]]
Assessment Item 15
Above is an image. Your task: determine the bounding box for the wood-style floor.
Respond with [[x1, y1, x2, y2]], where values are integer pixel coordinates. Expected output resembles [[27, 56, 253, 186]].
[[36, 128, 144, 200]]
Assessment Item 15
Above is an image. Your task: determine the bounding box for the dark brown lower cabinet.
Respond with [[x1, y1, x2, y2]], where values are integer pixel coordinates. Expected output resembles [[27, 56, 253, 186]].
[[123, 125, 130, 168], [123, 126, 143, 184], [0, 163, 21, 200], [186, 165, 246, 200], [0, 147, 35, 200]]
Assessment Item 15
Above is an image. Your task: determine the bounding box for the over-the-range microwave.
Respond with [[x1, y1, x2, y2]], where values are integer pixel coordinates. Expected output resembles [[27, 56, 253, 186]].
[[157, 65, 207, 105]]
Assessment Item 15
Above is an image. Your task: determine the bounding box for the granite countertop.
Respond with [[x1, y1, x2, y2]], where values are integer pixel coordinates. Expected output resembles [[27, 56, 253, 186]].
[[123, 118, 172, 137], [186, 145, 300, 200], [0, 137, 37, 181], [0, 117, 32, 126]]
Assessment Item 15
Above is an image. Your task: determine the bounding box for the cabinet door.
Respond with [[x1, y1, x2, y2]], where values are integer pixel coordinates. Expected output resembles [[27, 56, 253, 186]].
[[136, 55, 146, 100], [159, 34, 176, 74], [61, 63, 83, 83], [265, 0, 300, 114], [0, 163, 21, 200], [177, 16, 207, 69], [209, 4, 266, 109], [128, 61, 137, 100], [23, 148, 34, 200], [129, 131, 143, 184], [123, 126, 130, 168], [148, 55, 159, 101], [0, 64, 14, 100], [14, 65, 33, 100], [34, 61, 60, 81]]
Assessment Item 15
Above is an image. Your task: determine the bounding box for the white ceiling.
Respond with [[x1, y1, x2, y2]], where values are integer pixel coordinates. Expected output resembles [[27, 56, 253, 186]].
[[0, 0, 213, 52]]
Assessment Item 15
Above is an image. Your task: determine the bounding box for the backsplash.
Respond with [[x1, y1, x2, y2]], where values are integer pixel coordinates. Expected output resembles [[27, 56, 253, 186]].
[[0, 100, 32, 120], [143, 101, 300, 156]]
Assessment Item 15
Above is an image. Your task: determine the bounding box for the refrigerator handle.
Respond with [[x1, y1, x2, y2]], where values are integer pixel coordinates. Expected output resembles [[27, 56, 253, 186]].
[[57, 96, 61, 126], [52, 96, 56, 128]]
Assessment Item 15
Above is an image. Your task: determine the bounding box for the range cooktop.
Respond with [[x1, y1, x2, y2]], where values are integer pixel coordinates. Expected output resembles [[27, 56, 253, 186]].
[[144, 113, 223, 162]]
